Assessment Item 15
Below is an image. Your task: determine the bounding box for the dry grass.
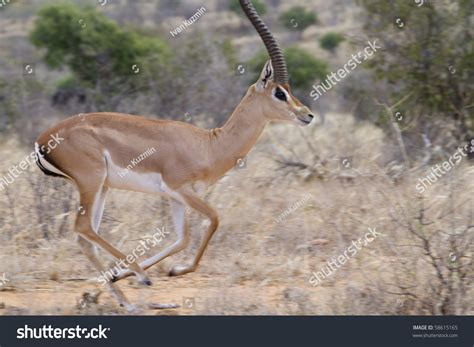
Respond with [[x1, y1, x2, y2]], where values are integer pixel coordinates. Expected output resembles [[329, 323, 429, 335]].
[[0, 113, 472, 315]]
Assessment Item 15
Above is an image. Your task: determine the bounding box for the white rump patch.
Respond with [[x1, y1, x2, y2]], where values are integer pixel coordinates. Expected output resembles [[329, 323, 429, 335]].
[[35, 142, 72, 179]]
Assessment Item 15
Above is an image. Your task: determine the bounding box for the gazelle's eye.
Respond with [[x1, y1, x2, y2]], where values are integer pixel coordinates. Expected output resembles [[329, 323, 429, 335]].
[[274, 87, 287, 102]]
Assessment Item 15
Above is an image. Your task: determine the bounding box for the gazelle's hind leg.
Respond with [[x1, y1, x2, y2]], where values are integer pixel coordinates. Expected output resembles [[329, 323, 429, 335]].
[[79, 183, 179, 310], [75, 178, 151, 285], [74, 185, 135, 311], [77, 235, 135, 311], [112, 197, 190, 282]]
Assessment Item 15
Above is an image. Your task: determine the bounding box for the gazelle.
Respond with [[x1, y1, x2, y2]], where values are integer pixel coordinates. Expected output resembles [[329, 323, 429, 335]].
[[35, 0, 315, 310]]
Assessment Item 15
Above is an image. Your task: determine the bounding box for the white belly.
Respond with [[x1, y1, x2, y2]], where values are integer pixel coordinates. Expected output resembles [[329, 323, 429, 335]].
[[104, 151, 166, 194]]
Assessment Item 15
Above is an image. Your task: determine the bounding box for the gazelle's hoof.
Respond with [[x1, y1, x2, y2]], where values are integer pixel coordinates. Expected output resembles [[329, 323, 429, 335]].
[[138, 277, 152, 286], [110, 269, 131, 282], [110, 271, 150, 285], [120, 302, 137, 313], [149, 303, 180, 310], [168, 265, 194, 277]]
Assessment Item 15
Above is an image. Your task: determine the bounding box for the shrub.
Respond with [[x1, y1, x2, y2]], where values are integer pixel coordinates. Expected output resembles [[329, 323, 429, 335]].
[[279, 6, 318, 31], [30, 3, 171, 88], [357, 0, 474, 144], [319, 32, 345, 53]]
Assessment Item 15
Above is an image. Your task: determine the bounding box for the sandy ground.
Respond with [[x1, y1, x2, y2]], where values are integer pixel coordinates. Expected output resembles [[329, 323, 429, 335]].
[[0, 265, 321, 315]]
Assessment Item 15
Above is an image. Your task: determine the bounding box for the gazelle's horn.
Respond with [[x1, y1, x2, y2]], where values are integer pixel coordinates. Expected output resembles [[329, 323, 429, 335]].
[[239, 0, 289, 84]]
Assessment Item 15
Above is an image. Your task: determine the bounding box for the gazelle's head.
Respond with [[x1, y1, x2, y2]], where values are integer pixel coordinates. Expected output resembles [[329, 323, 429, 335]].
[[252, 60, 314, 126], [240, 0, 315, 126]]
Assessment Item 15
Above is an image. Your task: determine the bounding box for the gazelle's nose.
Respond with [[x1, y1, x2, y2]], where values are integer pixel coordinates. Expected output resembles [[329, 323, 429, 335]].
[[308, 114, 315, 120]]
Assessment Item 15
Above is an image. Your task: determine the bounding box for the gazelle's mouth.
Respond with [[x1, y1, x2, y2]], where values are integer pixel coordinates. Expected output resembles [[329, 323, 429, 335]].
[[297, 117, 312, 125]]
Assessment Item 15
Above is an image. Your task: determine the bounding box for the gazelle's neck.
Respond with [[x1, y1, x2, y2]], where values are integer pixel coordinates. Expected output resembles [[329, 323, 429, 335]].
[[209, 91, 268, 174]]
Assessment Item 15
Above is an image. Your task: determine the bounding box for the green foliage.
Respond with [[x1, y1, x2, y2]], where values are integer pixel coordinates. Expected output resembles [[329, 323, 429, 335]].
[[357, 0, 474, 139], [248, 47, 328, 90], [56, 75, 79, 90], [218, 38, 238, 68], [319, 32, 345, 52], [30, 3, 171, 87], [279, 6, 318, 31], [229, 0, 266, 16]]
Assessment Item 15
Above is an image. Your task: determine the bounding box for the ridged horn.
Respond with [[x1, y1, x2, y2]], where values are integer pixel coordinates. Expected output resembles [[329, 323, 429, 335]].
[[239, 0, 289, 84]]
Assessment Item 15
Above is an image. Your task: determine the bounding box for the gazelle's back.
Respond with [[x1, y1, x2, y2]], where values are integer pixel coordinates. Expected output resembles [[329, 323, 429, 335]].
[[36, 112, 213, 189]]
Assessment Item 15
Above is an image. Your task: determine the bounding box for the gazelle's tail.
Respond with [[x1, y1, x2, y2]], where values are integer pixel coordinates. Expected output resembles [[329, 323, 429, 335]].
[[34, 143, 69, 179]]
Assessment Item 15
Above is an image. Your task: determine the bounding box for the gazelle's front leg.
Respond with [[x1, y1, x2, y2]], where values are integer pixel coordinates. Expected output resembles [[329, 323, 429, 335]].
[[144, 198, 190, 266], [112, 198, 190, 282], [113, 189, 219, 281], [168, 189, 219, 277]]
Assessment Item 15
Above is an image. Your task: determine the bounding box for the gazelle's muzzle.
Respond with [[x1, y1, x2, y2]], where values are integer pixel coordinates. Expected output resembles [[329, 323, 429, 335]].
[[297, 113, 314, 126]]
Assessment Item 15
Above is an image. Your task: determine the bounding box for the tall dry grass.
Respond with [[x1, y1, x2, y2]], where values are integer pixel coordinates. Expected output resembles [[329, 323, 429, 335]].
[[0, 113, 472, 315]]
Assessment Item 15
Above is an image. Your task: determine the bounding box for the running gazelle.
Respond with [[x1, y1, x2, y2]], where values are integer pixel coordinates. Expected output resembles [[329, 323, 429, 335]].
[[35, 0, 315, 310]]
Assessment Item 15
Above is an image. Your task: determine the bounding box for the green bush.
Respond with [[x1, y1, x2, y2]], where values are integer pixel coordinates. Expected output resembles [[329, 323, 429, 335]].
[[229, 0, 266, 16], [279, 6, 318, 31], [319, 32, 345, 53], [30, 3, 171, 87], [357, 0, 474, 141], [248, 47, 328, 90], [56, 75, 79, 90]]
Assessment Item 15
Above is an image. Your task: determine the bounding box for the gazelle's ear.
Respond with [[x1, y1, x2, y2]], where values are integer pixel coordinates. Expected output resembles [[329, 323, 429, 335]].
[[255, 60, 273, 92]]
